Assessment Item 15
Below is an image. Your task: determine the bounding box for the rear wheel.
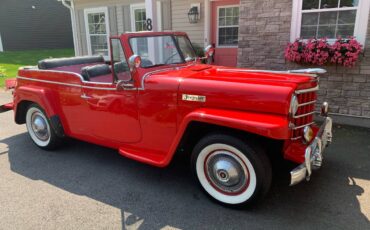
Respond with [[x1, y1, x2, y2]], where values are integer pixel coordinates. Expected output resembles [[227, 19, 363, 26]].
[[191, 134, 271, 207], [26, 104, 62, 150]]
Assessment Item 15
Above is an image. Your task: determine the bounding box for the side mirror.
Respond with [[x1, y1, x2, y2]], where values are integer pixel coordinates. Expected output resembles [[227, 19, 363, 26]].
[[204, 45, 215, 64], [128, 54, 142, 72]]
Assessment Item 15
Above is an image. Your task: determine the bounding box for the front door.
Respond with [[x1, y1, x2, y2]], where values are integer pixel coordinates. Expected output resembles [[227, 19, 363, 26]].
[[80, 38, 141, 144], [81, 84, 141, 144], [211, 0, 240, 67]]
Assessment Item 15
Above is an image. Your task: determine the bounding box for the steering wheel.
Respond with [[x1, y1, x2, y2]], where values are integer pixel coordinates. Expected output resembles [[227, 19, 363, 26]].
[[164, 53, 179, 64]]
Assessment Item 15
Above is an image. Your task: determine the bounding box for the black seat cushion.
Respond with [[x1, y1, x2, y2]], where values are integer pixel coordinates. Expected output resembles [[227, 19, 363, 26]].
[[113, 62, 129, 73], [38, 56, 104, 69], [81, 64, 111, 81]]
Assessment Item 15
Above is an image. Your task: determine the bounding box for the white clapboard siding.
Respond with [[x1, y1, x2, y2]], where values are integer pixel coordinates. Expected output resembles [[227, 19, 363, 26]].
[[171, 0, 205, 46]]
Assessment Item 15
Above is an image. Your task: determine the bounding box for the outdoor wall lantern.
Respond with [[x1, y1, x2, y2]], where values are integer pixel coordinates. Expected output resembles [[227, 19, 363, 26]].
[[188, 3, 200, 24]]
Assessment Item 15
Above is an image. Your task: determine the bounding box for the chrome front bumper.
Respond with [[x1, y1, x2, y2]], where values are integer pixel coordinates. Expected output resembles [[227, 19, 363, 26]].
[[290, 116, 333, 186]]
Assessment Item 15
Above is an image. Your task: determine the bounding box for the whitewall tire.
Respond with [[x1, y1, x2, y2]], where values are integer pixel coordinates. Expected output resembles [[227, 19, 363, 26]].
[[26, 104, 62, 150], [191, 134, 271, 207]]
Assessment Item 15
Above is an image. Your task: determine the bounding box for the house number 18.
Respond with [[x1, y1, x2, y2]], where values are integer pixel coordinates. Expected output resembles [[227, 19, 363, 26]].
[[146, 18, 153, 31]]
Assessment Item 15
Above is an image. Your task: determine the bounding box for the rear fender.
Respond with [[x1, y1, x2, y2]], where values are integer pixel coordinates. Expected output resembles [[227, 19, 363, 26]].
[[14, 85, 61, 119]]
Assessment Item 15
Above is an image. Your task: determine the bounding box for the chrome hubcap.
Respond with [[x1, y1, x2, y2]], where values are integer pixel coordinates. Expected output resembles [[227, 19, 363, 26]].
[[206, 151, 248, 194], [31, 112, 49, 141]]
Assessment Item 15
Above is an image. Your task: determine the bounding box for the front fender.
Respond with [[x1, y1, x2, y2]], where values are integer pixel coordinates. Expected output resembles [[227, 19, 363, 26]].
[[179, 108, 290, 140], [151, 108, 289, 167]]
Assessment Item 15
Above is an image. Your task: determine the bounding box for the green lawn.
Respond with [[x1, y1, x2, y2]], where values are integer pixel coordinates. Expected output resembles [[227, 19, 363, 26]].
[[0, 49, 74, 87]]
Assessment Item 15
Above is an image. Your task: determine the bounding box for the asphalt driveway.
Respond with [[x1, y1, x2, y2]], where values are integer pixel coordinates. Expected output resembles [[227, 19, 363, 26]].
[[0, 91, 369, 230]]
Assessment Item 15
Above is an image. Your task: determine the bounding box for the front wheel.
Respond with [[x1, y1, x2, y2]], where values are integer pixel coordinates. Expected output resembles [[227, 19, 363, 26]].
[[26, 104, 62, 150], [191, 134, 272, 207]]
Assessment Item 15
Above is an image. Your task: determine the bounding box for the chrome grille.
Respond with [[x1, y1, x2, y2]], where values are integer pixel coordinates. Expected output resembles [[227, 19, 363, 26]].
[[291, 86, 318, 139]]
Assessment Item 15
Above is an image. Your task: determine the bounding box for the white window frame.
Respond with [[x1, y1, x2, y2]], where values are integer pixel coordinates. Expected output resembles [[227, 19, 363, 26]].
[[130, 3, 146, 32], [84, 7, 110, 58], [290, 0, 370, 45], [216, 5, 240, 48]]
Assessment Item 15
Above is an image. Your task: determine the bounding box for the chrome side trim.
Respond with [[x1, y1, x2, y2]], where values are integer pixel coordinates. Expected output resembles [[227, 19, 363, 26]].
[[17, 76, 116, 91], [291, 122, 315, 130], [17, 76, 81, 88], [295, 86, 319, 94], [82, 85, 116, 91], [20, 67, 85, 82], [20, 67, 114, 86], [293, 111, 315, 119], [298, 100, 316, 107]]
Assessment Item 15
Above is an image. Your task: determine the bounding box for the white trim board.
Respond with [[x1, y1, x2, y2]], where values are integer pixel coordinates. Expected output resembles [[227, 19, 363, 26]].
[[204, 0, 211, 47]]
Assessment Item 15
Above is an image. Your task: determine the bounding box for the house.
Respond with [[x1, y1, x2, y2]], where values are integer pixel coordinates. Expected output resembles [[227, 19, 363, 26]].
[[62, 0, 370, 127], [0, 0, 73, 51]]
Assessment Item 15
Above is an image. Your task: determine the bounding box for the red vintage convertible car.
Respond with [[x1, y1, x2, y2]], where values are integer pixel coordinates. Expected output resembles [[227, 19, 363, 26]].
[[1, 31, 333, 207]]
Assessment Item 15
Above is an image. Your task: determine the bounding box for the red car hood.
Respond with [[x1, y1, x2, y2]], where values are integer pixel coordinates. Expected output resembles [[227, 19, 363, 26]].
[[173, 64, 317, 89], [159, 64, 318, 116]]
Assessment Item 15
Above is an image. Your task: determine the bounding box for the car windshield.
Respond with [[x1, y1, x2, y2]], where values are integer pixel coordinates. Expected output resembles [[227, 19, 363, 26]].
[[129, 35, 197, 68]]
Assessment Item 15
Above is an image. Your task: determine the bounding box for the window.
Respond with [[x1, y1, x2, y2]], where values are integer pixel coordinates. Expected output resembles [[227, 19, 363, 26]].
[[291, 0, 370, 44], [133, 8, 147, 31], [130, 4, 147, 32], [111, 39, 130, 82], [84, 7, 110, 57], [217, 6, 239, 47]]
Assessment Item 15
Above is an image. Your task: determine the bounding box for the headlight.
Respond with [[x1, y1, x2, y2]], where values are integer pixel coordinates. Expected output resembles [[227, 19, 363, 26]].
[[289, 95, 299, 116], [303, 126, 314, 143]]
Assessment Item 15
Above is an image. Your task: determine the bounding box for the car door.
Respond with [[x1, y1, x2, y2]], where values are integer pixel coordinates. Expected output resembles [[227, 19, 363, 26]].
[[80, 38, 141, 144]]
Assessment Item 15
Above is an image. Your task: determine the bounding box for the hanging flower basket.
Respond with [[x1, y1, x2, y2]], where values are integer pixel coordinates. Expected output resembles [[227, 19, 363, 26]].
[[285, 37, 362, 67]]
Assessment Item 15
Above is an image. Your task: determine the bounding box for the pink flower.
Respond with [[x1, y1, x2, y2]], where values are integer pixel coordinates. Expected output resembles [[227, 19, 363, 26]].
[[302, 38, 330, 65], [330, 37, 362, 67], [285, 37, 362, 67], [285, 39, 305, 62]]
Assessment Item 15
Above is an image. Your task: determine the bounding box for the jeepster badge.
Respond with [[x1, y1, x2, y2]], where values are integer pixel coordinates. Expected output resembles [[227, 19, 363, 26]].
[[182, 94, 206, 102]]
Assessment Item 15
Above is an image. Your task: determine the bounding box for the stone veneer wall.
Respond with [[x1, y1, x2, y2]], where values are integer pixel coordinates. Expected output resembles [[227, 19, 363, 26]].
[[237, 0, 370, 125]]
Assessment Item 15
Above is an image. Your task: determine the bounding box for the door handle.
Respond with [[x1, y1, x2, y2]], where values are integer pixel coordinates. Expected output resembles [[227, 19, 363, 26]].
[[81, 93, 93, 99]]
